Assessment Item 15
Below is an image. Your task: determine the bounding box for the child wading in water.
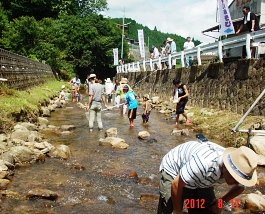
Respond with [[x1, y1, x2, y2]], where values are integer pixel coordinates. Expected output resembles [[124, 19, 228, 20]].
[[123, 85, 138, 127], [142, 94, 152, 125]]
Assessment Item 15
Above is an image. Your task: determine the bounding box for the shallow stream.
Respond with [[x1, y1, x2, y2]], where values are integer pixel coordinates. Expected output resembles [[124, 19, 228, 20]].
[[0, 98, 264, 214]]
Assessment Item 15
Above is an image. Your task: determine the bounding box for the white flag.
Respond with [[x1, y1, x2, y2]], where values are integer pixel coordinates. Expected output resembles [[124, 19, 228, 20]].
[[218, 0, 235, 36], [138, 29, 145, 58], [113, 48, 119, 65]]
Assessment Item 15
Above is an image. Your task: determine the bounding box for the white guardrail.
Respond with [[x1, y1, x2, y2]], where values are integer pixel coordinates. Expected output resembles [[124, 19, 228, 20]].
[[116, 29, 265, 73]]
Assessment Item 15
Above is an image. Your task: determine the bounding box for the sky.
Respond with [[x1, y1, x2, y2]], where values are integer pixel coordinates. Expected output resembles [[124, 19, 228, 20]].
[[101, 0, 234, 44]]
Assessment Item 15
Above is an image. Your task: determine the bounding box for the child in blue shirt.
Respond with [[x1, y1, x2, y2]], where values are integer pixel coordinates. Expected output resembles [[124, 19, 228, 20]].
[[123, 85, 138, 127]]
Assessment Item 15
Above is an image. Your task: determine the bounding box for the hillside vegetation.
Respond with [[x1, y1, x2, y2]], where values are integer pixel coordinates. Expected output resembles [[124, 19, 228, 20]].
[[0, 1, 201, 81]]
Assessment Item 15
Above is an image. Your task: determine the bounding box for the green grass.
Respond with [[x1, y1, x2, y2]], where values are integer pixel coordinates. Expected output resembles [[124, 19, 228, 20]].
[[189, 106, 264, 147], [0, 81, 68, 133]]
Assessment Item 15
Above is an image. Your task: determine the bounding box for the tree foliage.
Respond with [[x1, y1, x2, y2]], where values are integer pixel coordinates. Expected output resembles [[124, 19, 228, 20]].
[[0, 0, 107, 20], [0, 1, 201, 81]]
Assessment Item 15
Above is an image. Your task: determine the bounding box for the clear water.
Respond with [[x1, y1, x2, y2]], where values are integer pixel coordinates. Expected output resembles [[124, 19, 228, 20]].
[[1, 98, 264, 214]]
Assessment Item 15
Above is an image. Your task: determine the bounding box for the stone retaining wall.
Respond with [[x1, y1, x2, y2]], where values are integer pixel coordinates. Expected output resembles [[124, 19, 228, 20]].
[[0, 48, 55, 90], [116, 59, 265, 116]]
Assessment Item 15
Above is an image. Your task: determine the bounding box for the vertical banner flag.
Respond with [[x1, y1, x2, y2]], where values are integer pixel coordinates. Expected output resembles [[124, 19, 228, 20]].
[[218, 0, 235, 35], [138, 29, 145, 58], [113, 48, 119, 65]]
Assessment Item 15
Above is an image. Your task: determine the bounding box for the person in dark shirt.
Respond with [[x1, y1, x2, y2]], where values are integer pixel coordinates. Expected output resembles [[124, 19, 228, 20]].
[[236, 6, 260, 58], [171, 79, 191, 125], [236, 6, 260, 33]]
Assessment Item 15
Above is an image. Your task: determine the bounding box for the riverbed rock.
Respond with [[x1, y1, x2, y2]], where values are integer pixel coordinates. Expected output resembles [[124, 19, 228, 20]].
[[101, 168, 139, 179], [27, 131, 42, 142], [60, 125, 76, 131], [0, 171, 8, 179], [139, 193, 159, 205], [10, 129, 30, 142], [171, 129, 182, 136], [51, 145, 71, 160], [244, 192, 265, 211], [9, 146, 39, 163], [20, 122, 37, 131], [138, 131, 150, 139], [99, 137, 129, 149], [105, 128, 118, 137], [13, 124, 28, 131], [0, 179, 10, 190], [0, 153, 15, 166], [0, 134, 8, 142], [41, 107, 51, 117], [27, 188, 58, 200], [38, 117, 49, 127], [250, 133, 265, 156]]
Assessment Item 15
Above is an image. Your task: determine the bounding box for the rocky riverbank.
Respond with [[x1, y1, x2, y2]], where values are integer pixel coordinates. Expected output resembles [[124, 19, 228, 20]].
[[1, 83, 265, 212]]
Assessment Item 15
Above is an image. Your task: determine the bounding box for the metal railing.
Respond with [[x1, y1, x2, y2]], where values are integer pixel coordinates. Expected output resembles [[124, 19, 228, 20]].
[[116, 29, 265, 73]]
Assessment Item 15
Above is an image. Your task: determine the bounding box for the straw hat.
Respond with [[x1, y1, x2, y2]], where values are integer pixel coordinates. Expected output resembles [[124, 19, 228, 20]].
[[120, 78, 128, 84], [223, 146, 258, 187], [88, 73, 96, 79], [167, 37, 173, 42]]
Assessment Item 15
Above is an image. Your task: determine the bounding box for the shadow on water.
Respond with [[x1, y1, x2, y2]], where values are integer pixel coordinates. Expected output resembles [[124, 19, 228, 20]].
[[1, 99, 265, 213]]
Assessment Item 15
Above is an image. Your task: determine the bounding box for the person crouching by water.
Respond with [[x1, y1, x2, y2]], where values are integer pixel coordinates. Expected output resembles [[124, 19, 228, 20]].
[[123, 85, 138, 127], [142, 94, 152, 125], [157, 140, 258, 214], [171, 78, 191, 125], [87, 75, 108, 132]]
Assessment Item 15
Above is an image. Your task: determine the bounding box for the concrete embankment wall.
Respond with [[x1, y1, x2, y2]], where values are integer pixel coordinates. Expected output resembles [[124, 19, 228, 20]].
[[0, 48, 55, 90], [116, 59, 265, 116]]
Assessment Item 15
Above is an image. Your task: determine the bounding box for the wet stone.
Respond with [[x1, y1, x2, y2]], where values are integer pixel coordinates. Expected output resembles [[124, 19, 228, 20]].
[[101, 169, 139, 179], [27, 188, 58, 201]]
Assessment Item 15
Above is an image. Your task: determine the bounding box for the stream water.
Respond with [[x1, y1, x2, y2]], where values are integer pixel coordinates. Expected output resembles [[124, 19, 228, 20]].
[[0, 97, 264, 214]]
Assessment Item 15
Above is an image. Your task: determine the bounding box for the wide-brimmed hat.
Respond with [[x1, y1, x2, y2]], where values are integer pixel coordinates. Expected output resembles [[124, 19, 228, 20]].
[[223, 146, 258, 187], [120, 78, 128, 84], [88, 74, 96, 79], [167, 37, 173, 42]]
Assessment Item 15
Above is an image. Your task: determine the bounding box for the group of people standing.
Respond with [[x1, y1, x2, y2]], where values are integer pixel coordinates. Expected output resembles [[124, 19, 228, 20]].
[[151, 36, 195, 70], [83, 75, 151, 131]]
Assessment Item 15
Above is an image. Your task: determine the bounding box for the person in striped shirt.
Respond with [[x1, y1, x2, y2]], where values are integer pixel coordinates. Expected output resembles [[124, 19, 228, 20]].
[[157, 140, 258, 214]]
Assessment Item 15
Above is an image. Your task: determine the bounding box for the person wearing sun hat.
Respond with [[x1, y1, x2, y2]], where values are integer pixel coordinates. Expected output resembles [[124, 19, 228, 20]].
[[116, 77, 132, 115], [157, 139, 258, 214]]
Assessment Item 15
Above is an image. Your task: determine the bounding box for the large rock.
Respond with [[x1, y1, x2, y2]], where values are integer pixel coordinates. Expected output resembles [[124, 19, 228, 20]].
[[105, 128, 118, 137], [38, 117, 49, 127], [51, 145, 71, 160], [27, 188, 58, 200], [20, 122, 37, 131], [0, 179, 10, 190], [245, 192, 265, 211], [250, 133, 265, 156], [10, 130, 30, 141], [138, 131, 150, 139], [9, 146, 38, 163], [99, 137, 129, 149]]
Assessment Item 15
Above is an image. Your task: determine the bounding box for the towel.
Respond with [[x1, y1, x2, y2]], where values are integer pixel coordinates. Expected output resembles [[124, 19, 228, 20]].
[[244, 12, 251, 24]]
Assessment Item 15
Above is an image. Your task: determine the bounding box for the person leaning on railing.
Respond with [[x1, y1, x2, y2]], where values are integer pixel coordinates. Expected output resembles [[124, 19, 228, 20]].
[[236, 5, 260, 58]]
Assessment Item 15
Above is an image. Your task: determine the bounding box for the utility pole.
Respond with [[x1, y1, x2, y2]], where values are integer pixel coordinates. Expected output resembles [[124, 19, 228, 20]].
[[121, 7, 125, 59]]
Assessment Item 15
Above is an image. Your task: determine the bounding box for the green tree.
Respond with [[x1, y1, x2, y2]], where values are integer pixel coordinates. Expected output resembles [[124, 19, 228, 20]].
[[1, 16, 40, 56], [0, 0, 108, 20]]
